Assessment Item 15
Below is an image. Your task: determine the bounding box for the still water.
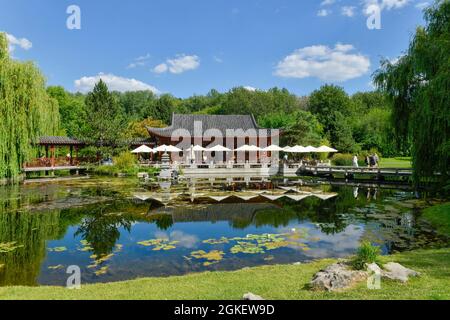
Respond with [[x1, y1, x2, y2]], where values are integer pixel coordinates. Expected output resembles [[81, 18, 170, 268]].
[[0, 176, 447, 286]]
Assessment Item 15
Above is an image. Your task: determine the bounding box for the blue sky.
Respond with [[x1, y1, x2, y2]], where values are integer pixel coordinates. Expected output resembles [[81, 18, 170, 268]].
[[0, 0, 430, 97]]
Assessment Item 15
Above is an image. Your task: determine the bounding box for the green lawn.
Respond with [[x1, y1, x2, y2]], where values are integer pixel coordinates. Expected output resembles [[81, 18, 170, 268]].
[[0, 248, 448, 300], [421, 203, 450, 236], [379, 157, 412, 168]]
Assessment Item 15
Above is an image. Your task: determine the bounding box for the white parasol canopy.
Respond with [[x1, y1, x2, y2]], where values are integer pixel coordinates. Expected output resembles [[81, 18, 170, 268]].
[[316, 145, 338, 153], [206, 145, 232, 152], [235, 145, 262, 152], [304, 146, 318, 152], [154, 144, 182, 153], [186, 145, 207, 152], [263, 145, 284, 152], [286, 145, 308, 153], [131, 145, 154, 154]]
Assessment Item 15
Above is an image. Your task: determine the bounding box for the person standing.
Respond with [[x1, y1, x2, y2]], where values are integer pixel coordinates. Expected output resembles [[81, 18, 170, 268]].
[[374, 153, 379, 168], [352, 155, 359, 168]]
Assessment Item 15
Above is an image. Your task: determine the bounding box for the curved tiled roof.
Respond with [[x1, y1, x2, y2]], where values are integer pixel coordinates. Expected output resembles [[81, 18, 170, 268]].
[[147, 114, 273, 137], [38, 136, 85, 146]]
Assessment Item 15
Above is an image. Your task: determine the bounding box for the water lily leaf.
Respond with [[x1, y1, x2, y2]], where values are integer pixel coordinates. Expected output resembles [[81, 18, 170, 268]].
[[264, 255, 274, 261], [203, 237, 230, 245], [48, 264, 64, 270], [138, 238, 178, 251], [48, 246, 67, 252], [190, 250, 224, 261], [94, 266, 109, 276]]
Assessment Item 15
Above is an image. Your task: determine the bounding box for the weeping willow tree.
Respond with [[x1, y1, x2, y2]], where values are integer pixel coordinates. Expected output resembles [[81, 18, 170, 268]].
[[374, 0, 450, 189], [0, 32, 60, 183]]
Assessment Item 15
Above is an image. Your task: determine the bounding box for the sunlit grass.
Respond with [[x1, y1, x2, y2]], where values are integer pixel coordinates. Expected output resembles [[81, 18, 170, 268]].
[[379, 157, 412, 168], [0, 248, 448, 300]]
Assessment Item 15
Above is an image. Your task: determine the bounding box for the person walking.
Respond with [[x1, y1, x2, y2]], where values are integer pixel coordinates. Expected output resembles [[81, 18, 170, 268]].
[[352, 155, 359, 168], [374, 153, 380, 168]]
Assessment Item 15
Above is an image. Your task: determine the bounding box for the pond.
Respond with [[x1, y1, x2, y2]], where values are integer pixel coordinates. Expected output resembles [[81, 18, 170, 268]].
[[0, 176, 447, 287]]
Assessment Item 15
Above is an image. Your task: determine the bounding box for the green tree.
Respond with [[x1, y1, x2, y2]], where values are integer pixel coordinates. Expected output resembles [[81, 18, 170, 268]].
[[308, 85, 352, 133], [374, 0, 450, 187], [47, 86, 85, 137], [82, 80, 126, 153], [0, 33, 59, 182]]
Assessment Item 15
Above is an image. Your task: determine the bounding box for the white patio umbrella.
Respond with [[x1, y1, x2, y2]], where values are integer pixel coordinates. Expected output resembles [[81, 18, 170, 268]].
[[287, 145, 308, 153], [283, 146, 292, 152], [131, 145, 154, 154], [234, 145, 261, 152], [304, 146, 318, 152], [206, 145, 232, 152], [263, 145, 284, 152], [316, 145, 338, 153], [154, 145, 182, 153], [186, 145, 207, 152]]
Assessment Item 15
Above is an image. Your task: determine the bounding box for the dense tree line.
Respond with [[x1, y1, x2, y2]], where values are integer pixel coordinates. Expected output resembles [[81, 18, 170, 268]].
[[48, 82, 400, 159]]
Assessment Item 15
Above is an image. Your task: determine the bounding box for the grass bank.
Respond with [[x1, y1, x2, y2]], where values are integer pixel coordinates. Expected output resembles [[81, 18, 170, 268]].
[[0, 248, 448, 300], [379, 157, 412, 168], [421, 203, 450, 236]]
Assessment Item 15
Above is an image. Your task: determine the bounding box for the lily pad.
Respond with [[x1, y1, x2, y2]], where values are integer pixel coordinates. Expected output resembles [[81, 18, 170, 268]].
[[203, 237, 230, 245], [48, 246, 67, 252], [190, 250, 224, 261], [94, 266, 109, 276], [48, 265, 64, 270], [138, 238, 179, 251]]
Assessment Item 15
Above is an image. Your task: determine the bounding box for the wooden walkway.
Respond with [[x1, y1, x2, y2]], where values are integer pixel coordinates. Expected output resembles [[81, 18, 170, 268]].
[[23, 166, 87, 173], [281, 164, 412, 179]]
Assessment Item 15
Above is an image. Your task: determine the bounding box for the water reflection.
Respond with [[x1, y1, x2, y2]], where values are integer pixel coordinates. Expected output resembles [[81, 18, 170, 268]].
[[0, 177, 448, 286]]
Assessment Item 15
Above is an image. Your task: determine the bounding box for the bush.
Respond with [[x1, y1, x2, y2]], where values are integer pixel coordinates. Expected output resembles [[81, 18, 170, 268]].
[[331, 153, 368, 166], [113, 151, 137, 171], [351, 241, 381, 270]]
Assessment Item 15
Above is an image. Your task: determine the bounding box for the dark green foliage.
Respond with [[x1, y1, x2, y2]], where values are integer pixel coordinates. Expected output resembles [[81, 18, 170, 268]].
[[374, 0, 450, 187], [82, 80, 126, 152]]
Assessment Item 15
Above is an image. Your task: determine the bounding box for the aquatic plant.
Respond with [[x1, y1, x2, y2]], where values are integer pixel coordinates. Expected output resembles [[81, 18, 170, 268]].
[[48, 265, 64, 270], [190, 250, 224, 263], [47, 247, 67, 252], [137, 239, 179, 251], [202, 237, 230, 245]]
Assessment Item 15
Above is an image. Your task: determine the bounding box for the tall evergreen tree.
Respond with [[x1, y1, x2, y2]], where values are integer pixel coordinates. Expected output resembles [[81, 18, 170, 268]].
[[82, 80, 125, 152]]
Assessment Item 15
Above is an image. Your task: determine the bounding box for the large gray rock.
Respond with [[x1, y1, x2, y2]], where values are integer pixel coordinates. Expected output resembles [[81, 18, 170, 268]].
[[243, 292, 264, 300], [310, 262, 367, 291], [381, 262, 420, 282]]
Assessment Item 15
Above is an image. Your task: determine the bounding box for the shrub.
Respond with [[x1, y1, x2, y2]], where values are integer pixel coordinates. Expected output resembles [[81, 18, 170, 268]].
[[113, 151, 137, 171], [331, 153, 367, 166], [351, 241, 381, 270]]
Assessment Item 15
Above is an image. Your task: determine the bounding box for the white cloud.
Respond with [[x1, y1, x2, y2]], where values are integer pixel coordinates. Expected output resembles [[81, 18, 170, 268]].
[[4, 33, 32, 53], [74, 73, 160, 94], [274, 43, 371, 82], [363, 0, 410, 14], [317, 9, 331, 17], [153, 63, 169, 74], [152, 54, 200, 74], [127, 53, 151, 69], [415, 2, 429, 9], [341, 6, 356, 17], [321, 0, 335, 6], [243, 86, 257, 91], [213, 55, 223, 63]]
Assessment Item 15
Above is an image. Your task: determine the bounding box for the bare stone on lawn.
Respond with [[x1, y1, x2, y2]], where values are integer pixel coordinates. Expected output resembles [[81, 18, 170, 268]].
[[310, 262, 367, 291], [381, 262, 420, 282], [243, 292, 264, 300]]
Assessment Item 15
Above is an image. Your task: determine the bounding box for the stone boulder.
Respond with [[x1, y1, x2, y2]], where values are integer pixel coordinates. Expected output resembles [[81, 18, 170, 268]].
[[381, 262, 420, 282], [310, 262, 367, 291], [243, 292, 264, 300]]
